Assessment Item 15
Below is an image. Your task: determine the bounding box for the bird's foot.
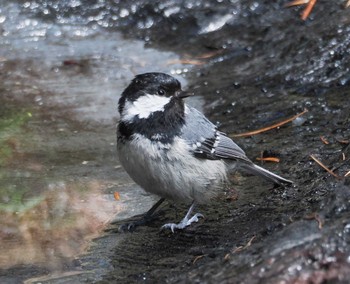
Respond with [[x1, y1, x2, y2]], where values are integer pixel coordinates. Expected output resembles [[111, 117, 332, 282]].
[[118, 198, 165, 232], [118, 218, 149, 232], [161, 213, 204, 233]]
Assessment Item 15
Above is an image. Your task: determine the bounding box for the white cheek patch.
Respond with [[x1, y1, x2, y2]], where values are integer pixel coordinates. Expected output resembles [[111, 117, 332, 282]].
[[122, 94, 171, 121]]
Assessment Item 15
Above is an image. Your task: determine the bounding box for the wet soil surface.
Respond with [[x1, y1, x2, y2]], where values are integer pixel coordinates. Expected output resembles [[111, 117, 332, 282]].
[[2, 0, 350, 283]]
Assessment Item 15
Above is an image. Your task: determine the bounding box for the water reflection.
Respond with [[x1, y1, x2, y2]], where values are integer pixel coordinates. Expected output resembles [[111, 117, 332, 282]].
[[0, 179, 121, 269], [0, 0, 191, 273], [0, 103, 121, 269]]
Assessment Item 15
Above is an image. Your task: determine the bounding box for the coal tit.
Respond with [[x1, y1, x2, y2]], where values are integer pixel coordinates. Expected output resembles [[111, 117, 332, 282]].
[[117, 72, 293, 232]]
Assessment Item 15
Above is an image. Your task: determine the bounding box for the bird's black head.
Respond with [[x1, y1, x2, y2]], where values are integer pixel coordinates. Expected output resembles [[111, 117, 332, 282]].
[[130, 72, 181, 99], [118, 73, 184, 112], [117, 73, 189, 143]]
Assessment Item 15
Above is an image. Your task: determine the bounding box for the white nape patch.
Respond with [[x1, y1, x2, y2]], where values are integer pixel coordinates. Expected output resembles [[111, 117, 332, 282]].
[[122, 94, 171, 121]]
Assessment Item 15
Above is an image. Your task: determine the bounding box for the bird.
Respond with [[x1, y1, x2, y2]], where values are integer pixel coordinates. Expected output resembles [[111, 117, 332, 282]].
[[117, 72, 293, 232]]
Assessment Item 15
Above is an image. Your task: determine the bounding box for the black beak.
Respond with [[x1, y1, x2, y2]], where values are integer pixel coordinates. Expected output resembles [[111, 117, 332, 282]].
[[176, 90, 193, 99]]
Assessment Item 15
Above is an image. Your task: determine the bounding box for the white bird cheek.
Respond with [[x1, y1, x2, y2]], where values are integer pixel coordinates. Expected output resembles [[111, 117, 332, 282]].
[[121, 95, 171, 121]]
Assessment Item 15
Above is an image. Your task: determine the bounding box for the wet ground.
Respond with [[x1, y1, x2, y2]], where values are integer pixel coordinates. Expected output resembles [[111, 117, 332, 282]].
[[1, 0, 350, 283]]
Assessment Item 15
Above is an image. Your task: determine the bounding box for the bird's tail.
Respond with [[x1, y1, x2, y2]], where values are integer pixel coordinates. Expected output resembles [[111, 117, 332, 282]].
[[240, 163, 293, 186]]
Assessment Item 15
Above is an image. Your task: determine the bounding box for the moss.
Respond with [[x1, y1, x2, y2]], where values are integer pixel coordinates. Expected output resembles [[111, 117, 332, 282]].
[[0, 109, 32, 166]]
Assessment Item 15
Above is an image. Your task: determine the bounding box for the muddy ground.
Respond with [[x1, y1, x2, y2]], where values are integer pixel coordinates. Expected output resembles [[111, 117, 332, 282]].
[[2, 0, 350, 283]]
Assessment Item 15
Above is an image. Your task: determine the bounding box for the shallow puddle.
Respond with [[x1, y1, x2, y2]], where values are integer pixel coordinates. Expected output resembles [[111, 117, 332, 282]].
[[0, 0, 195, 274]]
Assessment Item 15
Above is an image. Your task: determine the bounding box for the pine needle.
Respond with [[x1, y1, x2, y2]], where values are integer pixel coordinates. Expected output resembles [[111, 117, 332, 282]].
[[231, 108, 308, 137], [309, 154, 340, 178]]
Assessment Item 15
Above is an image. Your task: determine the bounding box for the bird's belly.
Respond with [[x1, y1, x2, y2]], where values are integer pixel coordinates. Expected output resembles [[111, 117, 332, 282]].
[[117, 135, 228, 203]]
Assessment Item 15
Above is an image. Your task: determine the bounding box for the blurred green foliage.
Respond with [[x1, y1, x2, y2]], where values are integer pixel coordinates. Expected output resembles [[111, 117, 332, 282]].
[[0, 109, 31, 165], [0, 107, 41, 212]]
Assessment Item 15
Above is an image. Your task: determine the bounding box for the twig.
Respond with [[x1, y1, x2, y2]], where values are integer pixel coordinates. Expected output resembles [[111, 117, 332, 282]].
[[167, 59, 204, 66], [309, 154, 340, 178], [285, 0, 317, 20], [285, 0, 309, 6], [193, 255, 206, 264], [232, 236, 256, 254], [224, 236, 256, 260], [336, 138, 349, 144], [301, 0, 317, 20], [231, 108, 308, 137], [305, 213, 323, 229], [286, 0, 349, 20], [195, 50, 223, 59], [320, 136, 329, 145], [345, 170, 350, 177]]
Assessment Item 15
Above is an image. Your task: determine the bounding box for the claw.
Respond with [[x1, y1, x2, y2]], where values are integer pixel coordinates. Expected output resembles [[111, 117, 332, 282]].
[[161, 201, 202, 232], [161, 208, 204, 232]]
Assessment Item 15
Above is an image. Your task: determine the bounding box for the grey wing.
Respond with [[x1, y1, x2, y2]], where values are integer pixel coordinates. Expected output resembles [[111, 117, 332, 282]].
[[181, 106, 251, 163]]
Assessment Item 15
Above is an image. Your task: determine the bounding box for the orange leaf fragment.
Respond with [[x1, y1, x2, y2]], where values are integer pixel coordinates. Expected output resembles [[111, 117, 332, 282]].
[[256, 157, 280, 163], [113, 192, 120, 201]]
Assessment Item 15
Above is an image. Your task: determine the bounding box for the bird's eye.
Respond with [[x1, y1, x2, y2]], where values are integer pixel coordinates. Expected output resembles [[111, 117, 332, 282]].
[[157, 89, 166, 96]]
